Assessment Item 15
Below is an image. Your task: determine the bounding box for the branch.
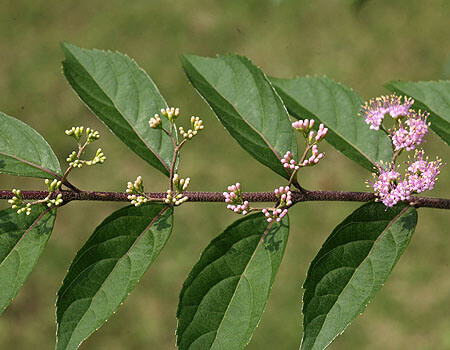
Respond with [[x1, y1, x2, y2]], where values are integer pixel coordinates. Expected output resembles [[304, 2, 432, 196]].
[[0, 189, 449, 209]]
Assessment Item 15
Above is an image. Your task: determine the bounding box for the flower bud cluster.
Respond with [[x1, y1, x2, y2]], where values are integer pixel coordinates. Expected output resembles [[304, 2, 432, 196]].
[[86, 128, 100, 144], [8, 189, 32, 215], [292, 119, 328, 143], [128, 194, 148, 207], [303, 145, 325, 166], [261, 186, 292, 223], [284, 118, 328, 171], [275, 186, 293, 207], [292, 119, 315, 132], [309, 123, 328, 143], [262, 207, 288, 223], [66, 151, 81, 167], [45, 179, 61, 192], [64, 126, 105, 171], [360, 94, 414, 130], [85, 148, 106, 165], [165, 174, 189, 206], [161, 107, 180, 122], [126, 176, 144, 194], [9, 178, 64, 214], [223, 183, 249, 215], [149, 114, 162, 129], [165, 190, 189, 206], [66, 148, 106, 168], [47, 194, 63, 207], [65, 126, 85, 141], [179, 116, 205, 140], [65, 126, 101, 144], [281, 151, 299, 170], [126, 176, 149, 207], [44, 179, 63, 208]]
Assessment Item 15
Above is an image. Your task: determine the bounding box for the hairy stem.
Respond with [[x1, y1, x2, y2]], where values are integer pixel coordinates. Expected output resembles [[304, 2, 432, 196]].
[[0, 189, 449, 209]]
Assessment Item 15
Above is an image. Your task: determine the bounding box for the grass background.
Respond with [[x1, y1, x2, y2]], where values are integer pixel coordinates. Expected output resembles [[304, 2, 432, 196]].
[[0, 0, 449, 349]]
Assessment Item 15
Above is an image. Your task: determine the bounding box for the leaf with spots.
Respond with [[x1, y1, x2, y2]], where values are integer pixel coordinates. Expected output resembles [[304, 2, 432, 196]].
[[176, 212, 289, 350], [301, 202, 417, 350], [56, 203, 173, 350]]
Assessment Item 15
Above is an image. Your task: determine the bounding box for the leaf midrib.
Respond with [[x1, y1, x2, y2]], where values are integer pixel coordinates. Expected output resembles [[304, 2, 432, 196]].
[[184, 222, 274, 349], [303, 206, 410, 350], [57, 205, 169, 347], [0, 151, 61, 178], [184, 56, 293, 178], [276, 81, 385, 168], [64, 48, 170, 173]]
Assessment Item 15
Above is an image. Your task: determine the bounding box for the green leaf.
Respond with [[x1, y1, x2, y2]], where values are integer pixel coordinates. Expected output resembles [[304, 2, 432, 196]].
[[0, 112, 62, 178], [61, 42, 174, 177], [0, 205, 56, 315], [56, 204, 173, 350], [271, 77, 393, 171], [180, 54, 297, 180], [301, 202, 417, 350], [176, 212, 289, 350], [386, 80, 450, 145]]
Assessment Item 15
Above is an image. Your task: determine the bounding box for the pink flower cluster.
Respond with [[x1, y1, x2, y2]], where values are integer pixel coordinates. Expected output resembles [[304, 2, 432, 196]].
[[406, 150, 444, 193], [282, 148, 325, 170], [292, 119, 328, 142], [391, 110, 429, 151], [283, 118, 328, 171], [292, 119, 315, 131], [275, 185, 292, 207], [369, 150, 444, 207], [262, 207, 288, 223], [309, 123, 328, 143], [303, 145, 325, 166], [360, 94, 414, 130], [281, 151, 299, 170], [262, 186, 292, 223], [223, 183, 249, 215]]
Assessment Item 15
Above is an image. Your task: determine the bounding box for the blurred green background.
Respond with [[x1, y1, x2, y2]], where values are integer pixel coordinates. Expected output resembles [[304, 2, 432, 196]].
[[0, 0, 449, 349]]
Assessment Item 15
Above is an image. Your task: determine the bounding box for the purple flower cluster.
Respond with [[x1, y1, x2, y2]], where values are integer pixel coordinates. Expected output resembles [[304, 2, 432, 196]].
[[360, 94, 414, 130], [391, 110, 429, 151], [362, 93, 445, 208], [406, 150, 444, 193], [369, 151, 444, 207]]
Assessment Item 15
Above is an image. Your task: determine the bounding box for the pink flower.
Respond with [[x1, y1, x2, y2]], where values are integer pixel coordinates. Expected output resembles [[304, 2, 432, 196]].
[[405, 150, 444, 193], [368, 150, 445, 208], [360, 94, 414, 130], [392, 110, 429, 151]]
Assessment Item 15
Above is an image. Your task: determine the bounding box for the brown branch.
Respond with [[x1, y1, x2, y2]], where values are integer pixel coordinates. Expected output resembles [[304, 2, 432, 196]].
[[0, 189, 449, 209]]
